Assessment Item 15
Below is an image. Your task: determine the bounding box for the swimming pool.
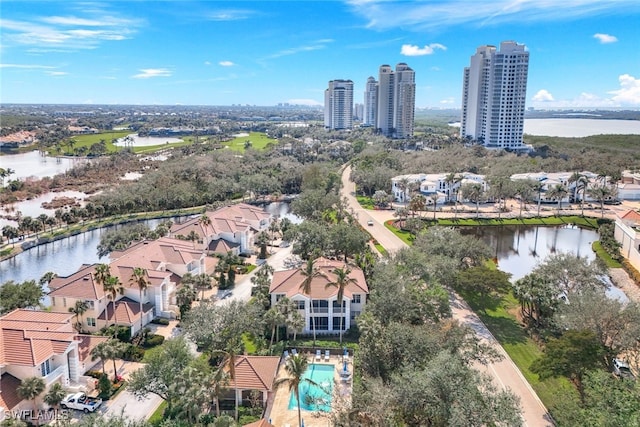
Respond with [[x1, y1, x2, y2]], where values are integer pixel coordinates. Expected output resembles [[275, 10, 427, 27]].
[[288, 364, 334, 412]]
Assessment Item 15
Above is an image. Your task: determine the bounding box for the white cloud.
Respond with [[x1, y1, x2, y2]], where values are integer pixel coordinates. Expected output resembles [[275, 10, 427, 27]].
[[132, 68, 172, 79], [593, 33, 618, 44], [532, 89, 554, 102], [206, 9, 256, 21], [0, 8, 142, 50], [400, 43, 446, 56], [266, 39, 334, 59], [347, 0, 640, 31], [609, 74, 640, 105], [439, 97, 455, 105], [0, 63, 54, 69], [204, 61, 211, 66], [45, 71, 67, 76], [287, 98, 322, 106], [219, 61, 235, 67]]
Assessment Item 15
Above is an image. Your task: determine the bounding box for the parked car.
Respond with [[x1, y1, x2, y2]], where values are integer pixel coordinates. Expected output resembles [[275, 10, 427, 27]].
[[221, 290, 233, 299], [367, 220, 374, 226], [612, 358, 635, 380], [61, 392, 102, 413]]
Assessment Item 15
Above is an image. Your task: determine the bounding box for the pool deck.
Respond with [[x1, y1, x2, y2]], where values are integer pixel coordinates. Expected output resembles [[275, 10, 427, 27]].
[[267, 352, 352, 427]]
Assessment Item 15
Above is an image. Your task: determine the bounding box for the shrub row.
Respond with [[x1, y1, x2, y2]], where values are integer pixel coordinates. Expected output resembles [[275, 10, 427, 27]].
[[622, 259, 640, 286]]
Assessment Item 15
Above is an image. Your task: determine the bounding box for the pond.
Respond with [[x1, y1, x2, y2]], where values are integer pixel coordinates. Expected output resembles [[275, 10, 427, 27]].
[[462, 224, 628, 302], [0, 190, 89, 229]]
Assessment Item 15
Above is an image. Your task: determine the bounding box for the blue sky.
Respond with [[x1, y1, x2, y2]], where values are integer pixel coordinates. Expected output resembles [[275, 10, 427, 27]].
[[1, 1, 639, 109]]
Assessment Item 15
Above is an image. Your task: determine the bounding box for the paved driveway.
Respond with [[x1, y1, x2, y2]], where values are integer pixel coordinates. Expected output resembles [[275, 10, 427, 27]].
[[103, 389, 163, 421], [341, 164, 554, 426]]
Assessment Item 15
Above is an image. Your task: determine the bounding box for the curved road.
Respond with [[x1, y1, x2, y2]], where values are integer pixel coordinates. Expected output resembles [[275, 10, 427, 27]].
[[341, 165, 553, 427]]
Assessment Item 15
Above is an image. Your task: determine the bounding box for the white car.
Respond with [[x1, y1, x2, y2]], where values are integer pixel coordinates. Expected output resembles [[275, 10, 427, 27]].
[[612, 358, 635, 380], [61, 392, 102, 413], [367, 220, 374, 226]]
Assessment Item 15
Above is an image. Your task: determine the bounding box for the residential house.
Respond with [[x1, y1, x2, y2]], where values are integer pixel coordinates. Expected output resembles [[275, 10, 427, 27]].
[[391, 172, 487, 204], [0, 310, 108, 415], [170, 203, 272, 255], [615, 210, 640, 271], [49, 237, 207, 333], [269, 258, 368, 335]]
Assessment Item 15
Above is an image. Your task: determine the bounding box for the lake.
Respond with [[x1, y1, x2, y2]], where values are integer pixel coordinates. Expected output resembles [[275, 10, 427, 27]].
[[524, 118, 640, 137], [462, 224, 628, 302], [0, 151, 84, 181], [449, 118, 640, 138]]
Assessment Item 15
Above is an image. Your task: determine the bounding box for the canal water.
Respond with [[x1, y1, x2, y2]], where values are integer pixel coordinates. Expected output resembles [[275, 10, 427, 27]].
[[0, 202, 299, 284]]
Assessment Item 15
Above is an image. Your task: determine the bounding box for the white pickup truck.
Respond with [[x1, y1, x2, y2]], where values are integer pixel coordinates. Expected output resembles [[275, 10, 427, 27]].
[[60, 392, 103, 413]]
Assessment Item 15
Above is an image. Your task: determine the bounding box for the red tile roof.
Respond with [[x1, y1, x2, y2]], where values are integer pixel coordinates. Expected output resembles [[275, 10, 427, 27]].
[[229, 356, 280, 391], [97, 297, 154, 325], [270, 258, 368, 300], [620, 210, 640, 224], [76, 335, 109, 363], [0, 310, 77, 367], [48, 264, 107, 300], [0, 373, 22, 411]]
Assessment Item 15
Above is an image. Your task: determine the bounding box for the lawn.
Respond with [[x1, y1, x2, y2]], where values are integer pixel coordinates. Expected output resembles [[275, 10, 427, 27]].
[[592, 241, 623, 268], [65, 131, 130, 154], [462, 290, 577, 413], [223, 132, 277, 152]]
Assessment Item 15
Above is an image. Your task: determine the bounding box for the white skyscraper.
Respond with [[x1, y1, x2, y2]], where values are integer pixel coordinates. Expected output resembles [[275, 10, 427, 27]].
[[364, 76, 378, 127], [376, 63, 415, 138], [324, 79, 354, 130], [461, 41, 529, 150], [393, 63, 416, 139]]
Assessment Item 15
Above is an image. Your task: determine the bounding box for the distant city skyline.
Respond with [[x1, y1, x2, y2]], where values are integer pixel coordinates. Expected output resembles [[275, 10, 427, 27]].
[[1, 1, 639, 109]]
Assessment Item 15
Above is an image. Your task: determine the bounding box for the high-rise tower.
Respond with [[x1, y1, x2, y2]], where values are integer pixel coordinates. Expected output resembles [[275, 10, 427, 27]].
[[461, 41, 529, 150], [324, 79, 354, 130], [363, 76, 378, 127], [375, 63, 415, 138]]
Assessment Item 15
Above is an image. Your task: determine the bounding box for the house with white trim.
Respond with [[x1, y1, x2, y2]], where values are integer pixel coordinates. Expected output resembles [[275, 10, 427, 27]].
[[0, 310, 107, 416], [615, 210, 640, 272], [269, 258, 368, 334], [170, 203, 272, 256]]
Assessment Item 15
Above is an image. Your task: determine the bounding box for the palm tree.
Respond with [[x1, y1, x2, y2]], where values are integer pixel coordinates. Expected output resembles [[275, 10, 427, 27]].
[[43, 383, 67, 425], [90, 341, 110, 376], [103, 275, 124, 337], [214, 336, 243, 421], [69, 300, 88, 332], [587, 184, 614, 218], [274, 354, 319, 427], [210, 366, 230, 418], [17, 376, 45, 426], [298, 258, 325, 347], [547, 184, 569, 214], [39, 271, 58, 288], [129, 267, 150, 334], [176, 283, 197, 318], [326, 266, 358, 344], [460, 183, 483, 218], [187, 230, 200, 250]]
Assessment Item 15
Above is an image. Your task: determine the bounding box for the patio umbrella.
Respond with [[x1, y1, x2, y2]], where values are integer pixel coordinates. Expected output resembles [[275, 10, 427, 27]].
[[343, 360, 348, 373]]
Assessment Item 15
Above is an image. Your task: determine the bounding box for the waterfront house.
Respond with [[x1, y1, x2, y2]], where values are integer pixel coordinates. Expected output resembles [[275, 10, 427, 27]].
[[170, 203, 272, 255], [269, 258, 368, 335]]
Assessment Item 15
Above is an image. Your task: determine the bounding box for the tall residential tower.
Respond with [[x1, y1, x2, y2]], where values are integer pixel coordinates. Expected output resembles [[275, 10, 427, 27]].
[[363, 76, 378, 127], [375, 63, 415, 139], [461, 41, 529, 150], [324, 79, 354, 130]]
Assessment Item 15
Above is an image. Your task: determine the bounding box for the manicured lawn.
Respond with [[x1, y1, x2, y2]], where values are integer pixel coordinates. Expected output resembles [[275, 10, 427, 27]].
[[223, 132, 277, 152], [462, 289, 578, 415], [148, 400, 167, 426], [65, 131, 130, 154], [356, 196, 375, 209], [434, 215, 600, 229], [242, 333, 258, 354], [592, 241, 623, 268]]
